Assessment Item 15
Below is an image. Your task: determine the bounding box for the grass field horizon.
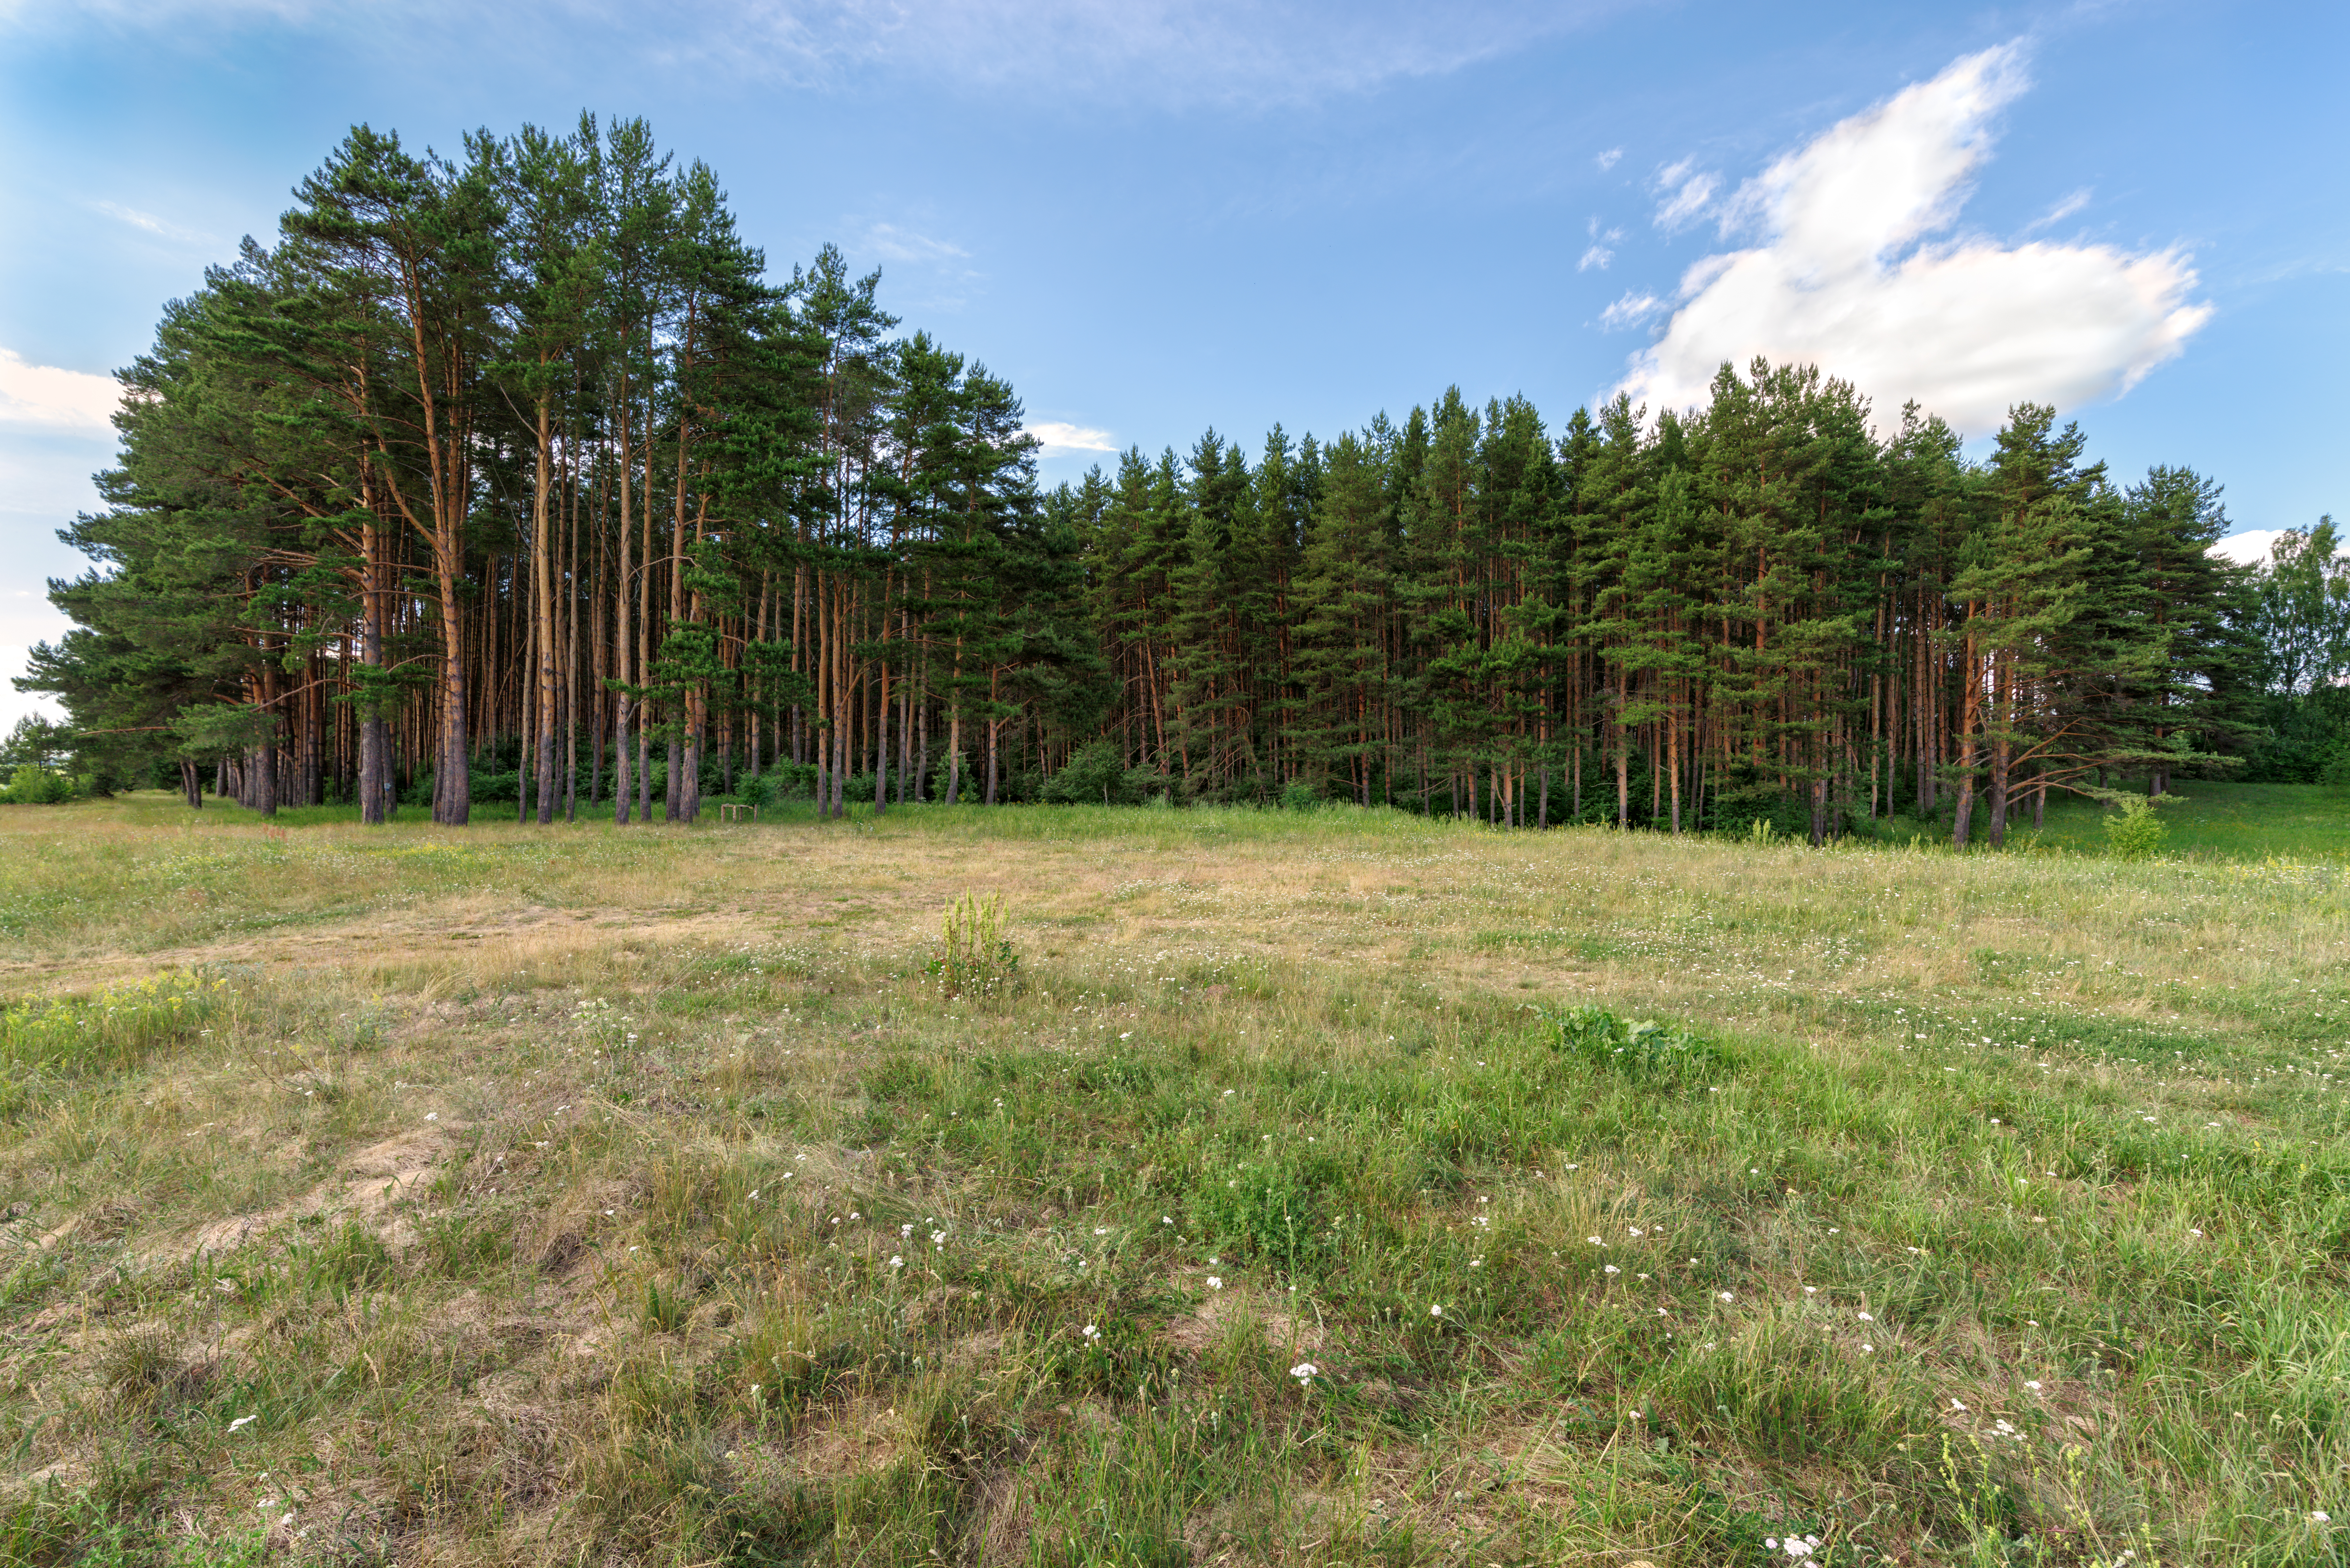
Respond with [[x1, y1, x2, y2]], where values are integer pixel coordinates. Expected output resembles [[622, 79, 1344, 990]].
[[2, 789, 2345, 1565]]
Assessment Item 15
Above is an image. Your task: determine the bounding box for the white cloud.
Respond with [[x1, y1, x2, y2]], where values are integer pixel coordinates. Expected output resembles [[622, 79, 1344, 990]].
[[2023, 186, 2092, 232], [0, 350, 120, 433], [1600, 291, 1663, 330], [2209, 528, 2349, 568], [671, 0, 1639, 106], [92, 200, 215, 246], [23, 0, 1640, 109], [1615, 43, 2210, 434], [1595, 147, 1623, 171], [860, 222, 970, 266], [1650, 157, 1718, 230], [1027, 421, 1117, 455], [0, 592, 71, 733], [1580, 217, 1623, 270]]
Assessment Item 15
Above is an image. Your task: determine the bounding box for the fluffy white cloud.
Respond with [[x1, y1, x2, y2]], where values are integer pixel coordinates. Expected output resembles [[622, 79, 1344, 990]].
[[1595, 147, 1623, 171], [1617, 43, 2211, 434], [0, 350, 120, 433], [1027, 421, 1117, 455], [2209, 529, 2349, 568]]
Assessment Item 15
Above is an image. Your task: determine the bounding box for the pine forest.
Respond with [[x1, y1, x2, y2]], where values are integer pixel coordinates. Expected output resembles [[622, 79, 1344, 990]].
[[22, 118, 2350, 844]]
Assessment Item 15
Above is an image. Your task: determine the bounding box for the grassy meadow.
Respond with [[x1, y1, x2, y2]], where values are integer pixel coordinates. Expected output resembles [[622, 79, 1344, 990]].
[[0, 789, 2345, 1566]]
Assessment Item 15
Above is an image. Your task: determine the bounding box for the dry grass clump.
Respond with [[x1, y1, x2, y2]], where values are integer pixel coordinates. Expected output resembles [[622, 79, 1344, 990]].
[[0, 794, 2344, 1564]]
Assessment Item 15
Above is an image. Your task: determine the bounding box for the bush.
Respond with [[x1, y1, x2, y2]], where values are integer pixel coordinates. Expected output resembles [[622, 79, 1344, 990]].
[[1279, 779, 1323, 812], [2322, 737, 2350, 793], [2103, 795, 2169, 860], [1043, 741, 1153, 806], [0, 764, 77, 805]]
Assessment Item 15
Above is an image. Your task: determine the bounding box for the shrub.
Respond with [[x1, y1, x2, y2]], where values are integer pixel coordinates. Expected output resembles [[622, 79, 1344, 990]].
[[0, 764, 78, 805], [1279, 779, 1323, 812], [1043, 741, 1151, 806], [2321, 737, 2350, 793], [2103, 794, 2169, 860]]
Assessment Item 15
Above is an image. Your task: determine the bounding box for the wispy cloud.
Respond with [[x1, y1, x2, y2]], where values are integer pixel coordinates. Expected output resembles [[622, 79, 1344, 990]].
[[1579, 216, 1624, 271], [679, 0, 1644, 107], [1027, 420, 1117, 455], [92, 200, 216, 246], [22, 0, 1644, 110], [1594, 147, 1623, 171], [1650, 156, 1718, 230], [2021, 186, 2092, 233], [1616, 42, 2210, 434], [1599, 291, 1662, 329], [860, 222, 970, 266], [0, 349, 120, 433]]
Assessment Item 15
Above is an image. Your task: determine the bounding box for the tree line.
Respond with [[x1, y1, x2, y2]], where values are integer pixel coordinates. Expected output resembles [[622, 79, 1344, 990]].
[[19, 117, 2348, 842]]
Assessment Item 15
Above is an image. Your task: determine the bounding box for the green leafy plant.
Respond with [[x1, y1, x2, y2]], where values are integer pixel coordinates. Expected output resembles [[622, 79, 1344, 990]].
[[1043, 741, 1154, 806], [1552, 1004, 1728, 1083], [644, 1276, 687, 1333], [926, 892, 1019, 999], [2102, 795, 2170, 860], [0, 763, 77, 805]]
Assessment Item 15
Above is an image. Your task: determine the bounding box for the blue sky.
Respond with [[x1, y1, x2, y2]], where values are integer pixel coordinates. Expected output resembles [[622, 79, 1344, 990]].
[[3, 0, 2344, 728]]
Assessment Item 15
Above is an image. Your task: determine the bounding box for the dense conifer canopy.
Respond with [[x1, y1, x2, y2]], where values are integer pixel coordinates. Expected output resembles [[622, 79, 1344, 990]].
[[18, 118, 2349, 835]]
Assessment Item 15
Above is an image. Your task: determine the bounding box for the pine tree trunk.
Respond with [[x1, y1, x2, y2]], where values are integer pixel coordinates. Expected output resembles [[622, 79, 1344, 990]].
[[613, 421, 634, 825], [1951, 617, 1982, 849], [533, 398, 559, 825]]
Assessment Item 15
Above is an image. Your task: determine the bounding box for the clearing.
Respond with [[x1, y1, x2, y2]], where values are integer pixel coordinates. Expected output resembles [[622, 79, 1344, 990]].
[[1, 792, 2345, 1566]]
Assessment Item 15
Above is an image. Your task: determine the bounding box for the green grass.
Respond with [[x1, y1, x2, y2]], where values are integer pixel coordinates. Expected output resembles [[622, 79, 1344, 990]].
[[0, 791, 2345, 1565], [2028, 781, 2350, 862]]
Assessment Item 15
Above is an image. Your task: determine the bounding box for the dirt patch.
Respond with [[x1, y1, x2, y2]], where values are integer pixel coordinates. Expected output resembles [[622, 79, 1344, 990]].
[[171, 1123, 456, 1262], [791, 1394, 908, 1478], [1159, 1276, 1325, 1358], [958, 1466, 1036, 1568]]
